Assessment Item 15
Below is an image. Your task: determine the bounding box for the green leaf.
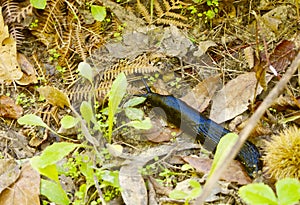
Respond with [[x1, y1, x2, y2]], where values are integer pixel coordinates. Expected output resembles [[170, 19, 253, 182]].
[[41, 179, 70, 205], [127, 117, 152, 130], [125, 107, 144, 121], [18, 114, 50, 129], [91, 5, 106, 21], [276, 178, 300, 205], [30, 0, 46, 9], [33, 164, 59, 182], [239, 183, 277, 205], [78, 62, 93, 84], [208, 133, 238, 177], [123, 97, 146, 107], [61, 115, 80, 129], [80, 101, 94, 125], [30, 142, 79, 169], [169, 190, 188, 200], [107, 73, 127, 142]]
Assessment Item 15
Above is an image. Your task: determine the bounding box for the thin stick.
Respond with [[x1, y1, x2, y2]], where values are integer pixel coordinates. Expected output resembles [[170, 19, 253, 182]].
[[193, 51, 300, 204]]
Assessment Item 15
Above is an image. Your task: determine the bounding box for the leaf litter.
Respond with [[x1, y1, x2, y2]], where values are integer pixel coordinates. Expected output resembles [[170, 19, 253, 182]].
[[1, 1, 300, 205]]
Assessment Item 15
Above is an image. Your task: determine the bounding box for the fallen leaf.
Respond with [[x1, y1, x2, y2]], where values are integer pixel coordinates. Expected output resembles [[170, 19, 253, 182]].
[[0, 159, 21, 194], [180, 74, 221, 112], [16, 53, 37, 85], [0, 8, 23, 83], [268, 40, 297, 73], [0, 162, 40, 205], [182, 156, 251, 185], [38, 86, 70, 108], [210, 72, 271, 123], [193, 40, 217, 57], [0, 95, 23, 119]]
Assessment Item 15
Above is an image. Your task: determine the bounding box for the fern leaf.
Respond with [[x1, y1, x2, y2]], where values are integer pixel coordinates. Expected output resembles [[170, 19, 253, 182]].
[[136, 0, 151, 23]]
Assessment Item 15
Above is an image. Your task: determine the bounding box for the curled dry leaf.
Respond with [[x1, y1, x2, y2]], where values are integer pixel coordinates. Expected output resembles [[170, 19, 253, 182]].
[[210, 72, 271, 123], [0, 162, 40, 205], [268, 40, 297, 73], [16, 53, 37, 85], [0, 8, 23, 83], [0, 96, 23, 119], [38, 86, 70, 108], [0, 159, 21, 194], [180, 74, 221, 112], [182, 156, 252, 185]]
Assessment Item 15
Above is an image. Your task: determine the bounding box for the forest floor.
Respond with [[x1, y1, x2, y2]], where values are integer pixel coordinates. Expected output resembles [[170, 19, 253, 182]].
[[0, 0, 299, 204]]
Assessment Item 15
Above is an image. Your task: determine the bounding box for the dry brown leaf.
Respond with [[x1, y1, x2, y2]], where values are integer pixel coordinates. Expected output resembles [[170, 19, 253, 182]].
[[0, 8, 22, 83], [16, 53, 37, 85], [0, 162, 40, 205], [269, 40, 297, 73], [180, 74, 222, 112], [0, 159, 21, 194], [38, 86, 71, 108], [0, 96, 23, 119], [141, 117, 181, 143], [210, 72, 271, 123], [182, 156, 251, 185]]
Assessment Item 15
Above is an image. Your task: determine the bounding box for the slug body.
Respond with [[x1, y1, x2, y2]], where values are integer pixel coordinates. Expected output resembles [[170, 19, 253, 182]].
[[141, 91, 262, 177]]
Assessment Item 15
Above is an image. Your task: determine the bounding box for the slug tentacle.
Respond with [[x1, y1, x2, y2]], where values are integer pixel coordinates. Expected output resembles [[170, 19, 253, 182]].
[[141, 91, 262, 177]]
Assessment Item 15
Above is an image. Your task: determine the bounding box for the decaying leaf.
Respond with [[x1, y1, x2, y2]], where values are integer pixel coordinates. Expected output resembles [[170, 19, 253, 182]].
[[0, 162, 40, 205], [38, 86, 71, 108], [16, 53, 37, 85], [0, 95, 23, 119], [180, 74, 221, 112], [0, 159, 21, 194], [210, 72, 271, 123], [182, 156, 251, 185], [268, 40, 297, 73], [0, 7, 23, 83]]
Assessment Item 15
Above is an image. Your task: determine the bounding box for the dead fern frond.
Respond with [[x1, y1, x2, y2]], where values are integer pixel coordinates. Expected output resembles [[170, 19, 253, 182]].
[[136, 0, 151, 23], [157, 18, 190, 28], [137, 0, 189, 28], [8, 23, 25, 46], [34, 0, 65, 34], [73, 23, 87, 61], [101, 53, 158, 81], [154, 0, 164, 16], [2, 0, 19, 23]]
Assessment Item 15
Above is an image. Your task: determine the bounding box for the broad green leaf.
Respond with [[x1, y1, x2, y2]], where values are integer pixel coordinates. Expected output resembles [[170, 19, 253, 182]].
[[91, 5, 106, 21], [41, 179, 70, 205], [31, 163, 59, 182], [276, 178, 300, 205], [80, 101, 94, 125], [30, 142, 79, 169], [127, 117, 152, 130], [61, 115, 80, 129], [30, 0, 46, 9], [78, 62, 93, 84], [125, 107, 144, 121], [169, 190, 188, 200], [107, 73, 127, 141], [18, 114, 49, 129], [239, 183, 277, 205], [123, 97, 146, 107], [208, 132, 238, 178]]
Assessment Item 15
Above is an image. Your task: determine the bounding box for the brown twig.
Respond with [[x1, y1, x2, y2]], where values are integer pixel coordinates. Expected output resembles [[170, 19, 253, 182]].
[[193, 51, 300, 204]]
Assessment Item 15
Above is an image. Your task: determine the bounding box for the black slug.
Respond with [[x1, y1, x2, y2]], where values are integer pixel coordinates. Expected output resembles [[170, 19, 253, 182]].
[[139, 85, 262, 177]]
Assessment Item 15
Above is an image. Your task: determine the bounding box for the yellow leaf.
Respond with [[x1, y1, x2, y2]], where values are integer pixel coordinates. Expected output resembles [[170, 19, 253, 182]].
[[38, 86, 71, 108]]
